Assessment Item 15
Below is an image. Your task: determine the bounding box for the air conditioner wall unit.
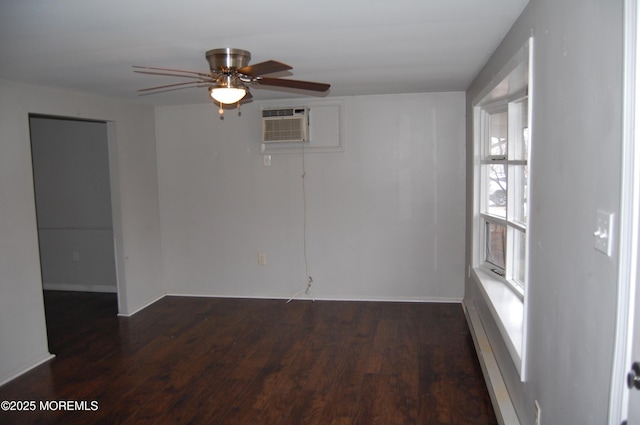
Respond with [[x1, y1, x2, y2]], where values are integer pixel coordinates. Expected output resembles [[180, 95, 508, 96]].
[[261, 107, 308, 143]]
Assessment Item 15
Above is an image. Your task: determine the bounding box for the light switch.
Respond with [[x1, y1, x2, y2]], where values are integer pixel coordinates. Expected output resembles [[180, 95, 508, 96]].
[[593, 210, 614, 256], [263, 155, 271, 167]]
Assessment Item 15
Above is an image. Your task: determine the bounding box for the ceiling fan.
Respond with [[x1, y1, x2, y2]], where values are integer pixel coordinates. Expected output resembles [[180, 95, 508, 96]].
[[134, 48, 330, 116]]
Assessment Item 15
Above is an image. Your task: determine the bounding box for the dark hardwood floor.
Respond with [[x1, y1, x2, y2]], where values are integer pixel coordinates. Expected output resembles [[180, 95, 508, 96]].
[[0, 291, 497, 424]]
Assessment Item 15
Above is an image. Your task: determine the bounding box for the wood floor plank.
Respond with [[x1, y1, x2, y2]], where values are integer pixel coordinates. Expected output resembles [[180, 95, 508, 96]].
[[0, 292, 497, 425]]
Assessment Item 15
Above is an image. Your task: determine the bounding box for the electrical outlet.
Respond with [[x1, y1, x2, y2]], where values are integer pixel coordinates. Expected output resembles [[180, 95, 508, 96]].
[[534, 400, 541, 425], [258, 253, 266, 265], [72, 251, 80, 262]]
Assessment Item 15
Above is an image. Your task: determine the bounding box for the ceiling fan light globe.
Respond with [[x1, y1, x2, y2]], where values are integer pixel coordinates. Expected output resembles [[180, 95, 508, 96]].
[[209, 87, 246, 104]]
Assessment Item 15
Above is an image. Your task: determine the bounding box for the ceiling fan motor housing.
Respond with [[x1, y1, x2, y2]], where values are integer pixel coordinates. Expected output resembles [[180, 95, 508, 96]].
[[206, 48, 251, 73]]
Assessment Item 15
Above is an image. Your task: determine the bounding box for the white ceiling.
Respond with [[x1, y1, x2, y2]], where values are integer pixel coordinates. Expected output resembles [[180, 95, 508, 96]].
[[0, 0, 528, 106]]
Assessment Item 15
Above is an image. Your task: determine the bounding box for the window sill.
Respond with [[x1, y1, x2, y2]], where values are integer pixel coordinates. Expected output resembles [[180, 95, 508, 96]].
[[471, 267, 524, 376]]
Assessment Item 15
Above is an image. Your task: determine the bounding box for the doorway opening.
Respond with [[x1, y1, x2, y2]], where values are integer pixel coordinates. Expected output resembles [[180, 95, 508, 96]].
[[29, 115, 119, 353]]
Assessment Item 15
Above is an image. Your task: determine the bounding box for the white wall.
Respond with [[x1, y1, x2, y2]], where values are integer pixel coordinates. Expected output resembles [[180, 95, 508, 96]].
[[156, 93, 466, 301], [30, 117, 117, 293], [464, 1, 623, 424], [0, 80, 164, 385]]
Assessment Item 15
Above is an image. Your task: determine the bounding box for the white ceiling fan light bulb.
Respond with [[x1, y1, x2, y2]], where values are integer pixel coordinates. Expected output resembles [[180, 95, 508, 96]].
[[210, 87, 246, 104], [209, 75, 246, 104]]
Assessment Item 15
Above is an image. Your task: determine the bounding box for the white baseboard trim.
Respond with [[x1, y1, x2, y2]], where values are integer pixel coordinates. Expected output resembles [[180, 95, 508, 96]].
[[0, 353, 55, 387], [164, 291, 463, 304], [463, 300, 520, 425], [117, 293, 166, 317], [115, 292, 458, 318], [43, 282, 117, 293]]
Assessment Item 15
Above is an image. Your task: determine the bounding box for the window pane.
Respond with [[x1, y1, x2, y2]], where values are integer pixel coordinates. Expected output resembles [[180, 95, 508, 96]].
[[484, 163, 507, 218], [511, 229, 527, 287], [509, 98, 529, 161], [489, 110, 508, 156], [485, 222, 506, 269], [511, 165, 528, 225]]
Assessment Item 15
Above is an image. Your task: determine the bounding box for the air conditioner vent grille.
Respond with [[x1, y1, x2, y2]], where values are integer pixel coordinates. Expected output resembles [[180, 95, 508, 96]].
[[263, 119, 302, 141], [261, 107, 308, 143]]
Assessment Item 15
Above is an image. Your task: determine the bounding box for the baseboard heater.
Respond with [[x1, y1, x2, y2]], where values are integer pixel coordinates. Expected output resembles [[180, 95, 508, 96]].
[[463, 300, 520, 425]]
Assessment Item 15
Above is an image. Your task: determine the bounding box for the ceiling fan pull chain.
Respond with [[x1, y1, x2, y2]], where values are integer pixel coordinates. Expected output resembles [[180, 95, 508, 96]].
[[218, 102, 224, 119]]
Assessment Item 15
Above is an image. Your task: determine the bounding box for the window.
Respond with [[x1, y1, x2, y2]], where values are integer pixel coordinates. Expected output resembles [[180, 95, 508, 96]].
[[477, 97, 529, 294], [471, 37, 531, 378]]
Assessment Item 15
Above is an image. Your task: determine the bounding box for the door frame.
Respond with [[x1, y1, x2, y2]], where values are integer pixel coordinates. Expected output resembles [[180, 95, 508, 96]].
[[609, 0, 640, 423], [28, 114, 124, 312]]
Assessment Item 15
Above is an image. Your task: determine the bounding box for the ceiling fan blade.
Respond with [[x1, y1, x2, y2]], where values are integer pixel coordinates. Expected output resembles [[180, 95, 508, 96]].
[[256, 77, 330, 92], [237, 60, 292, 77], [134, 70, 213, 81], [138, 80, 212, 93], [138, 85, 210, 96], [133, 65, 211, 78]]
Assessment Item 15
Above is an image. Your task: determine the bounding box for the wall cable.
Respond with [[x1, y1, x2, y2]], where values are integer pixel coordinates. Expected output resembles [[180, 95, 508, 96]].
[[287, 142, 313, 303]]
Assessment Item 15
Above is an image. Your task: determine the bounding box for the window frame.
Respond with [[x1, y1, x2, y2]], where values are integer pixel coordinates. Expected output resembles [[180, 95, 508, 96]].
[[470, 37, 532, 379], [477, 92, 530, 298]]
